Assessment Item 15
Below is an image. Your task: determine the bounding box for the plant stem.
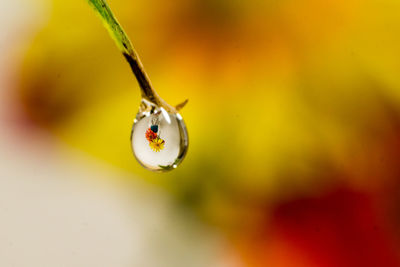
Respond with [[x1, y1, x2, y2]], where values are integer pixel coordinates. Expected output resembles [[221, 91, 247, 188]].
[[87, 0, 182, 112]]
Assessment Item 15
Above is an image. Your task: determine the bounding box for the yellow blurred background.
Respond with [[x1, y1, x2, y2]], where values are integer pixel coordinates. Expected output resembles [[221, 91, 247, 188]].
[[2, 0, 400, 266]]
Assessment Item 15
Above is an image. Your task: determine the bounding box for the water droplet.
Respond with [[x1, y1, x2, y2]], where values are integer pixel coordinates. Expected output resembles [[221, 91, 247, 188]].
[[131, 100, 189, 172]]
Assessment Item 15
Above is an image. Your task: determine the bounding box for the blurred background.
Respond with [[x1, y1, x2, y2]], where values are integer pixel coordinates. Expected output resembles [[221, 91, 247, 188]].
[[2, 0, 400, 266]]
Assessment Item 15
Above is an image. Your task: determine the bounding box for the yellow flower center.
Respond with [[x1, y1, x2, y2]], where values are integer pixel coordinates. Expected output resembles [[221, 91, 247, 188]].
[[149, 137, 165, 152]]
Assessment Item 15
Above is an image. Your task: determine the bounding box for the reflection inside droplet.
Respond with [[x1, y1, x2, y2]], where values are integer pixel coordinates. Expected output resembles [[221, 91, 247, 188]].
[[131, 101, 189, 172]]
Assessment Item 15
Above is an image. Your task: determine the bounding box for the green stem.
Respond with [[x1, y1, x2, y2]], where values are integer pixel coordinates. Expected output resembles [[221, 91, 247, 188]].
[[87, 0, 178, 112]]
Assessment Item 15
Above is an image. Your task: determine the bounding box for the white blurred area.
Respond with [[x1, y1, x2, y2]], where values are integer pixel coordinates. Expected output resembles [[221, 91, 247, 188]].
[[0, 1, 236, 266], [0, 149, 231, 267]]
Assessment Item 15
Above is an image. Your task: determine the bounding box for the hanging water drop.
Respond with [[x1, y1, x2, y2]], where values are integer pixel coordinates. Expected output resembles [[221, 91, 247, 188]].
[[131, 100, 188, 172], [87, 0, 189, 172]]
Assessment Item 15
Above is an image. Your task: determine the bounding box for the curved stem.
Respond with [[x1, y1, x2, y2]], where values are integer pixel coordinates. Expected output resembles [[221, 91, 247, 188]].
[[87, 0, 178, 112]]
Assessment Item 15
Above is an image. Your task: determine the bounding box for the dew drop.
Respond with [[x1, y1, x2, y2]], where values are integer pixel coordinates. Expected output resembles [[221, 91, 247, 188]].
[[131, 100, 189, 172]]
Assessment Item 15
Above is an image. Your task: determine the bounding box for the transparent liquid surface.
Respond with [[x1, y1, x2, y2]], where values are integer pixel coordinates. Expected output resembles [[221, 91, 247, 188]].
[[131, 103, 188, 172]]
